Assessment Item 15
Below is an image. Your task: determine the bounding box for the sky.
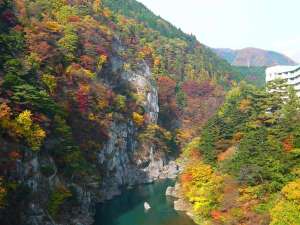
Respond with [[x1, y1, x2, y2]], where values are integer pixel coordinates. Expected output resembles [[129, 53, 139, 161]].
[[137, 0, 300, 62]]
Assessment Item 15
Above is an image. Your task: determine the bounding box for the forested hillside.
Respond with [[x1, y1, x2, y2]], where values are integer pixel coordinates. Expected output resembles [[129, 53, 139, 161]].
[[0, 0, 242, 224], [179, 80, 300, 224], [103, 0, 240, 84], [234, 66, 266, 87]]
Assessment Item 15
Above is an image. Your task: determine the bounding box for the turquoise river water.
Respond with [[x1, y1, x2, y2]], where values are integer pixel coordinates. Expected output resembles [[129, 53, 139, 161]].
[[95, 179, 197, 225]]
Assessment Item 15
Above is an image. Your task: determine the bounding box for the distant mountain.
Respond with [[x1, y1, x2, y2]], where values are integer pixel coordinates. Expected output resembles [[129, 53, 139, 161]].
[[213, 47, 297, 67]]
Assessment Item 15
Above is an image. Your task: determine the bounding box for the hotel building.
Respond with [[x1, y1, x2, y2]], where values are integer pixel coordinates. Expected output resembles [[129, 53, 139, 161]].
[[266, 65, 300, 96]]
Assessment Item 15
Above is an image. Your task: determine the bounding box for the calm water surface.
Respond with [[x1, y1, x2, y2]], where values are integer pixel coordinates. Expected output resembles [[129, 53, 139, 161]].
[[95, 179, 196, 225]]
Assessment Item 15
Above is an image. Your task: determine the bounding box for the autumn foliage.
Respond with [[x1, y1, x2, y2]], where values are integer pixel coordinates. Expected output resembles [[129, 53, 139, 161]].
[[76, 85, 90, 113], [0, 0, 244, 224], [282, 135, 294, 152], [180, 162, 224, 223]]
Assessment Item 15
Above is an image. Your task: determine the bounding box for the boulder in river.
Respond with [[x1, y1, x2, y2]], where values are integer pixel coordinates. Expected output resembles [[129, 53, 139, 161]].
[[174, 199, 190, 211], [165, 186, 176, 197], [144, 202, 151, 210]]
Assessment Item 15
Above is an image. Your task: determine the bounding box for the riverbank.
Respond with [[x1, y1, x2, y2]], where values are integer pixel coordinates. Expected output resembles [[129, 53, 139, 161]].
[[164, 137, 222, 225], [165, 183, 196, 222]]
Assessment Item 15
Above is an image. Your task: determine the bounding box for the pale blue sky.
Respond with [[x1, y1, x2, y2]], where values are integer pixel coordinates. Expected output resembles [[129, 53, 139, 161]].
[[138, 0, 300, 62]]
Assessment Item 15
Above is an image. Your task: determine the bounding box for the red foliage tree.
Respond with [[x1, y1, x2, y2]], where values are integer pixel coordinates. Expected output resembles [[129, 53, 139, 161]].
[[182, 80, 215, 97], [181, 80, 201, 97], [1, 10, 16, 26], [283, 135, 294, 152], [68, 15, 81, 23], [180, 172, 193, 183], [157, 76, 176, 105], [76, 85, 89, 113], [157, 76, 180, 127], [8, 151, 22, 160], [80, 55, 95, 70], [211, 210, 223, 220], [26, 22, 59, 62], [198, 80, 215, 96]]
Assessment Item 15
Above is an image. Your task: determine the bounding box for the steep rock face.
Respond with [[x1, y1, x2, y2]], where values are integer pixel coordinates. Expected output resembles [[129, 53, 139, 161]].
[[98, 62, 178, 201], [22, 154, 96, 225], [122, 64, 159, 124]]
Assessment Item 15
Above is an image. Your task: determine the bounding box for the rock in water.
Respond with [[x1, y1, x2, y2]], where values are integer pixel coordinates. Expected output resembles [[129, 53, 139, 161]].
[[144, 202, 151, 210], [165, 186, 175, 196], [174, 199, 189, 211]]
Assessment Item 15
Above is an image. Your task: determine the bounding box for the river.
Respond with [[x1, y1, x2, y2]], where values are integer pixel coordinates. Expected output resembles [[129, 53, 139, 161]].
[[94, 179, 196, 225]]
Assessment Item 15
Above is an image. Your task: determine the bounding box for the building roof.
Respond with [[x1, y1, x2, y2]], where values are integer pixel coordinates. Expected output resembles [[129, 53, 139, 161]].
[[266, 65, 300, 74]]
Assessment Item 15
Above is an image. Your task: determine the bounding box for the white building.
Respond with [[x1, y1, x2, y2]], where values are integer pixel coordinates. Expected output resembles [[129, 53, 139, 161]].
[[266, 65, 300, 96]]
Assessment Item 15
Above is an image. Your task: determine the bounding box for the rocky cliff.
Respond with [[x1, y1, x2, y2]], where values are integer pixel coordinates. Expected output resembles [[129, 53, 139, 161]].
[[7, 60, 178, 225], [98, 61, 178, 201]]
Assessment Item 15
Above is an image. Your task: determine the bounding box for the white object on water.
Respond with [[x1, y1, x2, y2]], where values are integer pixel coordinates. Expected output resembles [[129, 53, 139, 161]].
[[144, 202, 151, 210]]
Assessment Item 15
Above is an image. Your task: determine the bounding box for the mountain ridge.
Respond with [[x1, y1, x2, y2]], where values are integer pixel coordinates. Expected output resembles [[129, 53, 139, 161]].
[[213, 47, 297, 67]]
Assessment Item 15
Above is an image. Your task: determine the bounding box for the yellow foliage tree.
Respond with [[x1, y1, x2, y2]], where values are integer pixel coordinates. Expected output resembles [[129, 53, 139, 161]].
[[98, 98, 109, 110], [176, 129, 193, 146], [123, 63, 131, 71], [239, 98, 251, 113], [82, 68, 96, 79], [42, 74, 57, 94], [97, 54, 108, 70], [153, 56, 161, 66], [66, 64, 95, 79], [92, 0, 102, 13], [282, 179, 300, 201], [102, 7, 112, 18], [45, 21, 63, 33], [16, 110, 46, 151], [270, 179, 300, 225], [132, 112, 144, 126], [16, 110, 33, 132], [181, 163, 224, 222]]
